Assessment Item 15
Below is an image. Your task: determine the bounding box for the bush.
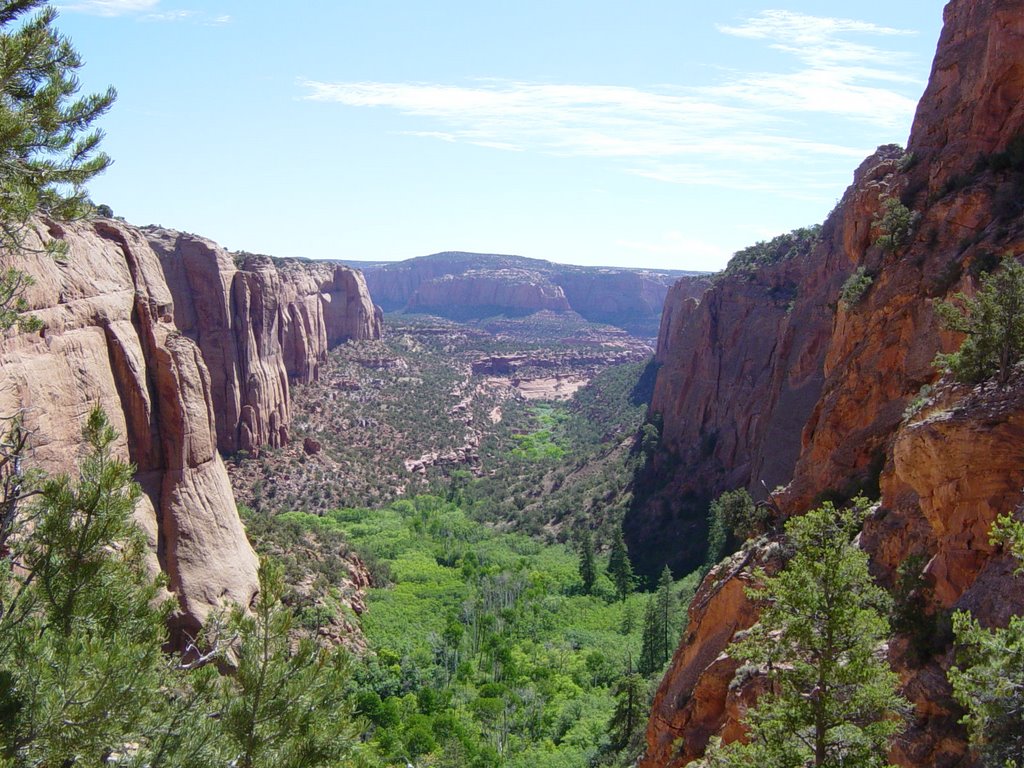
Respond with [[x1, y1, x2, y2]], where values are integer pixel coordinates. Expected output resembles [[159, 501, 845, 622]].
[[839, 266, 873, 308], [874, 197, 918, 253]]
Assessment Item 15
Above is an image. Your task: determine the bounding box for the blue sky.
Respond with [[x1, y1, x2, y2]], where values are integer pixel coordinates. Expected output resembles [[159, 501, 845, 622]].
[[56, 1, 946, 271]]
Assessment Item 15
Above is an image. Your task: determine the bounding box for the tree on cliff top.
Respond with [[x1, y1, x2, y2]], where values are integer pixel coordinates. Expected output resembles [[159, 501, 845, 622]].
[[0, 0, 115, 330], [704, 500, 907, 768]]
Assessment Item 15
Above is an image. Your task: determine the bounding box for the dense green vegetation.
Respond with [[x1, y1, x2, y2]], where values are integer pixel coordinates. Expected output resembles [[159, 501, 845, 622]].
[[271, 495, 700, 767]]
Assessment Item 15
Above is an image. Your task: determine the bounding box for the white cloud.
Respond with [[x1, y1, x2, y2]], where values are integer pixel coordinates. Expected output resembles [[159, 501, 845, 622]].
[[302, 10, 923, 194], [59, 0, 159, 15], [60, 0, 230, 24]]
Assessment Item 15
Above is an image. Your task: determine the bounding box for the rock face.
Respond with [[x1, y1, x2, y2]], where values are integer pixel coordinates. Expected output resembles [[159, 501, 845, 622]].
[[0, 219, 380, 640], [407, 269, 572, 316], [144, 229, 381, 454], [639, 0, 1024, 764], [348, 251, 709, 338]]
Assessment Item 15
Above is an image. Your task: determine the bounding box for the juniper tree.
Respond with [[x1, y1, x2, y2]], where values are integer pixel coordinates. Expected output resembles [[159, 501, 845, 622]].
[[704, 499, 907, 768], [0, 0, 115, 330]]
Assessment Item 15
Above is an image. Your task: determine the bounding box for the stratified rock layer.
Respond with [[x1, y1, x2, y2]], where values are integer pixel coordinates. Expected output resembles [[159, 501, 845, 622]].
[[639, 0, 1024, 765], [145, 229, 381, 454], [0, 219, 380, 638], [351, 251, 708, 337]]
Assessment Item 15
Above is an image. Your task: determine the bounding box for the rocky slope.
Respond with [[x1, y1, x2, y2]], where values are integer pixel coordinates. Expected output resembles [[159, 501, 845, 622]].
[[638, 0, 1024, 765], [347, 251, 708, 338], [0, 219, 379, 640]]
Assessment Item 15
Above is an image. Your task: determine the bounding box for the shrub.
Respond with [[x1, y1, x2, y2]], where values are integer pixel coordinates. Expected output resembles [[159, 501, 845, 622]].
[[874, 197, 918, 253], [839, 266, 873, 308]]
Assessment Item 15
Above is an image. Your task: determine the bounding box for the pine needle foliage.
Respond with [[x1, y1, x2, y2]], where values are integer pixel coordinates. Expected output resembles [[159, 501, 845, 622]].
[[219, 557, 363, 768], [934, 255, 1024, 386], [705, 500, 907, 768], [0, 407, 171, 766], [0, 0, 115, 331]]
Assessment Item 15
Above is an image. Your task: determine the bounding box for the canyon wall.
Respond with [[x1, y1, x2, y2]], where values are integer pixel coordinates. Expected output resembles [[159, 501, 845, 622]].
[[145, 229, 381, 454], [353, 251, 708, 337], [0, 219, 380, 639], [639, 0, 1024, 764]]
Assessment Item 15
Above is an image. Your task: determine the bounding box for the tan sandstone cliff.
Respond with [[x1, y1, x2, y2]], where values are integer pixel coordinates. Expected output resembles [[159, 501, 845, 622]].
[[639, 0, 1024, 765], [0, 218, 380, 640]]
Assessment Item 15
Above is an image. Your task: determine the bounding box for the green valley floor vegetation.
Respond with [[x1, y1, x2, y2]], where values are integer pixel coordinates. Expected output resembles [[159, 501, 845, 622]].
[[255, 495, 700, 768]]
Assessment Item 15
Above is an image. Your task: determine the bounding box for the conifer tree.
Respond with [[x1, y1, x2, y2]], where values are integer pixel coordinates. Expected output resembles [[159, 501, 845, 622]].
[[704, 500, 907, 768], [218, 557, 363, 768], [935, 255, 1024, 386], [607, 656, 647, 754], [639, 566, 677, 676], [578, 528, 597, 594], [607, 526, 634, 602], [0, 407, 171, 766], [947, 512, 1024, 767], [0, 0, 115, 331]]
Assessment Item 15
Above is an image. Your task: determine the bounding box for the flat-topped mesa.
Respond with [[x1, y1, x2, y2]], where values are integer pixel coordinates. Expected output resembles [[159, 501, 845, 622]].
[[144, 228, 381, 455]]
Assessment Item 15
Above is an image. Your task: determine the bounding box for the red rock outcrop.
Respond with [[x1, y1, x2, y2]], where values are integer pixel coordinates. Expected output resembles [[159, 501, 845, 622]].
[[0, 218, 381, 639], [0, 219, 259, 639], [640, 0, 1024, 764], [144, 229, 381, 454]]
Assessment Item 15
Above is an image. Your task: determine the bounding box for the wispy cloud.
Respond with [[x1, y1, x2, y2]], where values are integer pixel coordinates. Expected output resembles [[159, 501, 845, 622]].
[[301, 10, 924, 194], [59, 0, 159, 15], [60, 0, 230, 24]]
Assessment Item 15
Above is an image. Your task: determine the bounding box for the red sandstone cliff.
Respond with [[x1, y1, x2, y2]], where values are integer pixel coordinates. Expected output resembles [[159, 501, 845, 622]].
[[145, 229, 381, 454], [0, 218, 380, 640], [639, 0, 1024, 765]]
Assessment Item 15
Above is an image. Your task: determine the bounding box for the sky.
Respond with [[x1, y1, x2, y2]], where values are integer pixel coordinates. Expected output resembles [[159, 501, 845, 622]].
[[54, 0, 947, 272]]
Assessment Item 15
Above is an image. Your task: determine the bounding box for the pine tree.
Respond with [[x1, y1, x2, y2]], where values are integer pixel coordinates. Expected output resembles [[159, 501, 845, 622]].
[[578, 528, 597, 594], [607, 657, 648, 754], [638, 566, 677, 677], [704, 500, 907, 768], [0, 407, 172, 766], [607, 526, 634, 602], [947, 512, 1024, 767], [638, 595, 660, 677], [0, 0, 115, 331], [935, 255, 1024, 386], [218, 557, 362, 768]]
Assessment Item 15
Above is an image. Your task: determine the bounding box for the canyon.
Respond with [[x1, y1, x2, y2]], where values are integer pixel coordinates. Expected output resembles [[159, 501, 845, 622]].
[[0, 219, 380, 640], [636, 0, 1024, 765]]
